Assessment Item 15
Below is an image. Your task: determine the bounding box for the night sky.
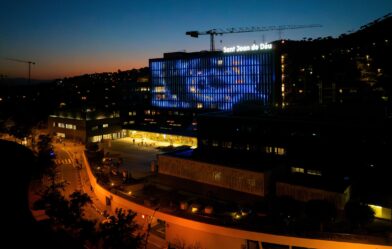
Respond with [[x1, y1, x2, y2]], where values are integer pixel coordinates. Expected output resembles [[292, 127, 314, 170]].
[[1, 0, 391, 79]]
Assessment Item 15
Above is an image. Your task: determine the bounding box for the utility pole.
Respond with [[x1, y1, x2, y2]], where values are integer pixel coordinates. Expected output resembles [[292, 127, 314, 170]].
[[4, 58, 36, 83], [144, 206, 160, 249]]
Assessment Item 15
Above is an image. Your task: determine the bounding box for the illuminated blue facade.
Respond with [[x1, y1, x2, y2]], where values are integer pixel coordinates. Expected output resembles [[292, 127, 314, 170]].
[[150, 51, 277, 110]]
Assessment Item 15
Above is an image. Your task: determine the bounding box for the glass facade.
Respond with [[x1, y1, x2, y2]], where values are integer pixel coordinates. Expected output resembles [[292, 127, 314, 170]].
[[150, 51, 276, 110]]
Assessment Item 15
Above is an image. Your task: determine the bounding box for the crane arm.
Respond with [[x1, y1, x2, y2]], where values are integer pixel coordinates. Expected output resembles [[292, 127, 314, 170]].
[[5, 57, 36, 64], [186, 24, 322, 51], [187, 24, 322, 37]]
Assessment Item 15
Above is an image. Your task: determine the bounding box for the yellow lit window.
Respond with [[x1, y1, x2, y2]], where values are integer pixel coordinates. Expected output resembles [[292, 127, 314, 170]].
[[307, 169, 322, 176], [291, 167, 305, 173]]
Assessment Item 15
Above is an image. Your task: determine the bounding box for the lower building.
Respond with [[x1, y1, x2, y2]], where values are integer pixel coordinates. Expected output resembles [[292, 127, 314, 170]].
[[157, 149, 273, 197], [48, 109, 124, 143], [276, 173, 351, 210]]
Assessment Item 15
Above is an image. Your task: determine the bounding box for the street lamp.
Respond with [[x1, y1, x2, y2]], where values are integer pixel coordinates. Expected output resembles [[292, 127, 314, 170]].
[[144, 206, 160, 249]]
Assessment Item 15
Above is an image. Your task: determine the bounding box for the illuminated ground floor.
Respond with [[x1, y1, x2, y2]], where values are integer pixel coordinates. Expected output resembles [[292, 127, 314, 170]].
[[125, 130, 197, 148]]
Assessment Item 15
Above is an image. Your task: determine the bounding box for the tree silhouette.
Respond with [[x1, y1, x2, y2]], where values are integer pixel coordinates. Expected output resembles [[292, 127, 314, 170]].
[[305, 199, 336, 232], [35, 134, 57, 181], [271, 196, 302, 228], [99, 208, 143, 249], [344, 201, 375, 229], [34, 189, 96, 245]]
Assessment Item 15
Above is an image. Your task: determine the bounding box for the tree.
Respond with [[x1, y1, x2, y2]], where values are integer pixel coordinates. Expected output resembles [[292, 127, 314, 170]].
[[99, 208, 143, 249], [34, 189, 96, 245], [344, 201, 375, 229], [271, 196, 302, 227], [35, 134, 57, 181], [33, 187, 68, 225], [305, 199, 337, 232], [8, 122, 31, 141]]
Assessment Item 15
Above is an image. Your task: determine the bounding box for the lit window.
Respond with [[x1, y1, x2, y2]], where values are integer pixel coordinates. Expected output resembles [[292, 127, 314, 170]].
[[248, 178, 256, 187], [58, 123, 65, 128], [265, 146, 273, 153], [213, 171, 221, 181], [57, 132, 65, 138], [307, 169, 322, 176], [103, 134, 112, 139], [53, 122, 56, 127], [276, 147, 286, 155], [154, 86, 165, 93], [197, 103, 203, 109], [222, 141, 232, 149], [103, 124, 109, 128], [66, 124, 76, 130], [291, 167, 305, 173]]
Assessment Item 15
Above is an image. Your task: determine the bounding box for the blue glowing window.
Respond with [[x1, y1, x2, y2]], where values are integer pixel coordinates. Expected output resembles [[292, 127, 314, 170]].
[[150, 51, 275, 110]]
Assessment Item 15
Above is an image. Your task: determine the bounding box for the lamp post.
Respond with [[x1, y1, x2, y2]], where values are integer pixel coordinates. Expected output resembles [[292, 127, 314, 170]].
[[144, 206, 159, 249]]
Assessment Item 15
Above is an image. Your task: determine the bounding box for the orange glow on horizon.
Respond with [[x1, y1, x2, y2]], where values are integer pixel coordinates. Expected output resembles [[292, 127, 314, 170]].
[[1, 58, 148, 80]]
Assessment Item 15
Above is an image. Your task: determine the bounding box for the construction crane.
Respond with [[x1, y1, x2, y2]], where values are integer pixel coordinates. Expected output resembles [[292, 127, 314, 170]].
[[4, 57, 36, 83], [186, 24, 322, 51]]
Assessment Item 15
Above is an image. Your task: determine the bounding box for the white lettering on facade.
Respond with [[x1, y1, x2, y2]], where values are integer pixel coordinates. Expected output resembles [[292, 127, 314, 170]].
[[223, 43, 272, 53], [223, 46, 236, 53]]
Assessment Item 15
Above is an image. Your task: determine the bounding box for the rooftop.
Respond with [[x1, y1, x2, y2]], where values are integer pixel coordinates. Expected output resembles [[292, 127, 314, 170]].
[[162, 148, 281, 173]]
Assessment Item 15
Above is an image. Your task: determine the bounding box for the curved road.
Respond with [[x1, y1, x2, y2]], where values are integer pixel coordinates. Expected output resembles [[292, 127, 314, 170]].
[[53, 141, 166, 249]]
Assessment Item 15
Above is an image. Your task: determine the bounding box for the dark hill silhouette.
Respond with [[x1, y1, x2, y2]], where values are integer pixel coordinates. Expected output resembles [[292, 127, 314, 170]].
[[0, 140, 83, 249]]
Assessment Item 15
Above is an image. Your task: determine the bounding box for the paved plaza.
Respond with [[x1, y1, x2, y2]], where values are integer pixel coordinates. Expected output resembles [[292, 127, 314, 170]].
[[99, 137, 171, 179]]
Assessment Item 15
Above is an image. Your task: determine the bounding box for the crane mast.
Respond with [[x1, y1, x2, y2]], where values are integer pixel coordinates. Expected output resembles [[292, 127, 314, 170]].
[[4, 58, 36, 83], [186, 24, 322, 51]]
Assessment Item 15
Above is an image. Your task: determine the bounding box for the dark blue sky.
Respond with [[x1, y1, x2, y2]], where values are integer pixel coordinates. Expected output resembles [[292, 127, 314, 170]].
[[1, 0, 391, 79]]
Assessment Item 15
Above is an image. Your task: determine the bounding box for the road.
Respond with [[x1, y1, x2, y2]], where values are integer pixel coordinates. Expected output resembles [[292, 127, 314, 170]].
[[53, 147, 81, 198], [52, 140, 167, 249]]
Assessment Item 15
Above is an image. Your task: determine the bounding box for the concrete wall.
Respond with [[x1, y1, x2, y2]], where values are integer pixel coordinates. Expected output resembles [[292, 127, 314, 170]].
[[276, 182, 350, 210], [158, 154, 267, 196], [83, 153, 392, 249]]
